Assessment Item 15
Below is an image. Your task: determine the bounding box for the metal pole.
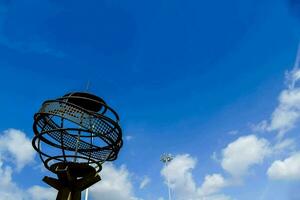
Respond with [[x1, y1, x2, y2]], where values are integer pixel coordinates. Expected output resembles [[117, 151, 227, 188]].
[[165, 162, 172, 200], [161, 154, 173, 200], [84, 188, 89, 200]]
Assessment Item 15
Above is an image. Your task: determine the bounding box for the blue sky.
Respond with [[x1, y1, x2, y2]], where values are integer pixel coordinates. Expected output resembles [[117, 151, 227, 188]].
[[0, 0, 300, 199]]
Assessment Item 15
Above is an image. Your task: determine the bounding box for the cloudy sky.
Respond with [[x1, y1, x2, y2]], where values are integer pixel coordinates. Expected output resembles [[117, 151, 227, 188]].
[[0, 0, 300, 199]]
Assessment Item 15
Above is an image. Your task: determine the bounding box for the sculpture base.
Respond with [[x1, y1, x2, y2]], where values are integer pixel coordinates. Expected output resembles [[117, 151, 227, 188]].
[[43, 162, 101, 200]]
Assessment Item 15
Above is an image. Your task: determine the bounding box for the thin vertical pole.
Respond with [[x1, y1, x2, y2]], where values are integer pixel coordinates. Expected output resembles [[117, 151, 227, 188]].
[[165, 162, 172, 200], [161, 154, 173, 200], [84, 188, 89, 200]]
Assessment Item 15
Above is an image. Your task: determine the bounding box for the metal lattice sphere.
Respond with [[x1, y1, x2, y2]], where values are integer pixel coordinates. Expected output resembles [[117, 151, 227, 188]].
[[32, 92, 123, 174]]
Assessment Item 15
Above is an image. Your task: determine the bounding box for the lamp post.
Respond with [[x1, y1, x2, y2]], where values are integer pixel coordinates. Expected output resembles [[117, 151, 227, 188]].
[[160, 153, 173, 200]]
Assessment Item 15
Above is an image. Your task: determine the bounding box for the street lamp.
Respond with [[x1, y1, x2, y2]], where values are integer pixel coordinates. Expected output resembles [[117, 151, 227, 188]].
[[160, 153, 173, 200]]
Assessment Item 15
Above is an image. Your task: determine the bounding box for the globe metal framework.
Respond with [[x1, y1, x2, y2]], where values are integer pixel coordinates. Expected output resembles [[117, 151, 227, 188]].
[[32, 92, 123, 200]]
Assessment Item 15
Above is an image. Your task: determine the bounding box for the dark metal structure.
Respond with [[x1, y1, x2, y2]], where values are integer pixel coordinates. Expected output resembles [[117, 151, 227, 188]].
[[32, 92, 123, 200]]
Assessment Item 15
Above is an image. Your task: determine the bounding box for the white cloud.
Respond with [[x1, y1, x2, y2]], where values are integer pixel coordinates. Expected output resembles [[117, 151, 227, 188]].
[[254, 51, 300, 137], [267, 87, 300, 137], [201, 194, 233, 200], [272, 138, 296, 154], [0, 129, 35, 171], [90, 163, 141, 200], [161, 154, 197, 199], [252, 47, 300, 138], [251, 120, 268, 133], [0, 159, 13, 188], [287, 46, 300, 88], [139, 176, 150, 189], [27, 186, 56, 200], [221, 135, 270, 178], [0, 153, 140, 200], [0, 156, 24, 200], [0, 128, 143, 200], [267, 152, 300, 180], [198, 174, 228, 196], [0, 129, 55, 200], [0, 155, 55, 200], [161, 154, 231, 200]]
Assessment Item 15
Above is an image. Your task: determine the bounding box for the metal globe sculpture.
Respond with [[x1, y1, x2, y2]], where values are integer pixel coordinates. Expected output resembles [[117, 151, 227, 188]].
[[32, 92, 123, 200]]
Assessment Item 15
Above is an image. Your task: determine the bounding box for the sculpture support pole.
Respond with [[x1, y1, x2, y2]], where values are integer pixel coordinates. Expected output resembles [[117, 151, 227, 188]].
[[43, 163, 101, 200], [85, 188, 89, 200]]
